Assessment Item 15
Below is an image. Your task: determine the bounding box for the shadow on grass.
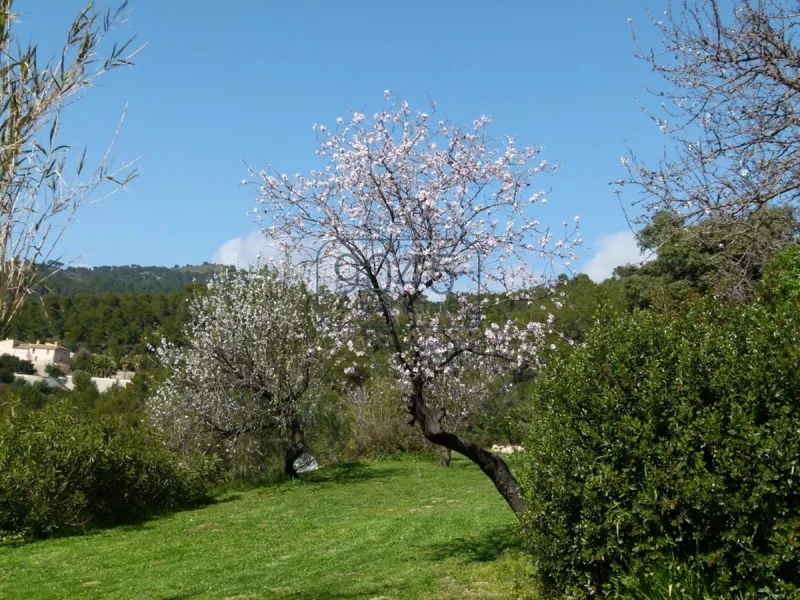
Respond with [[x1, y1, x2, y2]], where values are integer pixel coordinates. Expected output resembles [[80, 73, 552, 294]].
[[0, 490, 246, 548], [149, 590, 393, 600], [272, 583, 394, 600], [303, 461, 396, 485], [142, 583, 395, 600], [6, 461, 402, 547], [211, 461, 397, 497], [424, 524, 525, 563], [210, 469, 291, 494]]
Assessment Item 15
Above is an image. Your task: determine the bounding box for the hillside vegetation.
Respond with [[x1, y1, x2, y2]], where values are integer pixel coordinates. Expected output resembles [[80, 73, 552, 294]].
[[35, 264, 224, 296]]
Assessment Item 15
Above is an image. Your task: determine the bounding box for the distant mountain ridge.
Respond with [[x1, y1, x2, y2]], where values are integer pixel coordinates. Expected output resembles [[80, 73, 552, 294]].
[[34, 264, 225, 296]]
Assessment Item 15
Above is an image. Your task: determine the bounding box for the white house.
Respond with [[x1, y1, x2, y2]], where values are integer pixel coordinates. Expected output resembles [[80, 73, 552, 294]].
[[0, 339, 72, 375]]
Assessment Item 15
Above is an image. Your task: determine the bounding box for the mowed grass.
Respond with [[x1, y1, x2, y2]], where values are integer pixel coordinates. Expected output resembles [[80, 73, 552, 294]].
[[0, 456, 530, 600]]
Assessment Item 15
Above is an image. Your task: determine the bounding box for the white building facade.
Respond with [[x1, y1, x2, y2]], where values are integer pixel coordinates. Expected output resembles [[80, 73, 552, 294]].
[[0, 339, 72, 375]]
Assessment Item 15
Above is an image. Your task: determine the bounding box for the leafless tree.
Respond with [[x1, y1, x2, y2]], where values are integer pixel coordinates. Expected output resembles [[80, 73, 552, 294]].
[[0, 0, 140, 335], [620, 0, 800, 297]]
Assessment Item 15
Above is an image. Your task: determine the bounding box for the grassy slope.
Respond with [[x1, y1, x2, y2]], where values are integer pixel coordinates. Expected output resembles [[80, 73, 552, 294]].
[[0, 457, 528, 600]]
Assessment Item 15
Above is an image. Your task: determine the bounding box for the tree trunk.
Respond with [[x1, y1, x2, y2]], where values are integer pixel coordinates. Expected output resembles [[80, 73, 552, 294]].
[[408, 390, 526, 515], [283, 416, 306, 478]]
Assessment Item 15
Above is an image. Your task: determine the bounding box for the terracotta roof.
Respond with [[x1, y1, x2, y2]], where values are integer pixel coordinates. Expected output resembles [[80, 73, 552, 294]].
[[6, 340, 70, 351]]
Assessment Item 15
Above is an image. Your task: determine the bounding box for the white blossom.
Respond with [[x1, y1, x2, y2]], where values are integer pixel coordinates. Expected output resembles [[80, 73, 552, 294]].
[[149, 265, 331, 462], [240, 93, 580, 510]]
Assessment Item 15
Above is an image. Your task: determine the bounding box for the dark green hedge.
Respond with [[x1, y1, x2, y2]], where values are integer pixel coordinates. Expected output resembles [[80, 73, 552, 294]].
[[520, 288, 799, 597], [0, 401, 216, 540]]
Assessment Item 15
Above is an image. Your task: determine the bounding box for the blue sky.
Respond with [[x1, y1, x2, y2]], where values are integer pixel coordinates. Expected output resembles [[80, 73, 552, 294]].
[[19, 0, 665, 278]]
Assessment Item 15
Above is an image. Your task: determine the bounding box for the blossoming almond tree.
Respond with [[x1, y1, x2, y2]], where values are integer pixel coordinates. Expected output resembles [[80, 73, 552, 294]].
[[247, 93, 579, 514], [150, 266, 329, 477]]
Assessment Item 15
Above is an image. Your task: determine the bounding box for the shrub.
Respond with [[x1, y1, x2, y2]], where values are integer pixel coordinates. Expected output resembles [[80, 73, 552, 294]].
[[760, 245, 800, 305], [345, 379, 430, 459], [44, 363, 66, 378], [462, 379, 533, 449], [68, 369, 100, 410], [519, 295, 800, 598], [69, 349, 93, 373], [0, 354, 35, 383], [610, 557, 755, 600], [0, 400, 216, 540], [91, 371, 152, 428], [0, 379, 51, 415]]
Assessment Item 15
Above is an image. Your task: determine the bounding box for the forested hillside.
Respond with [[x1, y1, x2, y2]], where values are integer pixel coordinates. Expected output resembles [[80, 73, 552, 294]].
[[10, 269, 626, 358], [4, 264, 231, 356], [7, 288, 198, 356], [34, 264, 225, 296], [14, 210, 789, 360]]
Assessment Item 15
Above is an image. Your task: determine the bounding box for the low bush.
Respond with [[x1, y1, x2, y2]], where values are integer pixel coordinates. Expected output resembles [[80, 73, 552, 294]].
[[0, 354, 35, 384], [519, 288, 800, 597], [610, 557, 757, 600], [0, 400, 216, 540], [44, 363, 66, 378], [345, 379, 430, 459], [760, 245, 800, 305]]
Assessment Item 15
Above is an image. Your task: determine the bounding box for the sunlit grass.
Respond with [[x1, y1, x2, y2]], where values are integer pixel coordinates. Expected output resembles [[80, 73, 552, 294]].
[[0, 456, 530, 599]]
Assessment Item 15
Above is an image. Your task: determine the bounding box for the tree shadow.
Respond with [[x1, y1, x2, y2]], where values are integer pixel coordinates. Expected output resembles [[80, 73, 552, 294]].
[[208, 493, 242, 504], [302, 461, 395, 485], [211, 470, 292, 493], [150, 592, 203, 600], [272, 582, 394, 600], [2, 492, 246, 548], [423, 525, 524, 563], [4, 461, 400, 548], [214, 462, 397, 497], [119, 586, 394, 600]]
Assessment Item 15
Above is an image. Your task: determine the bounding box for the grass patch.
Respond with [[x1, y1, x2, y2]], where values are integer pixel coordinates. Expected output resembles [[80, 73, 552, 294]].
[[0, 456, 531, 599]]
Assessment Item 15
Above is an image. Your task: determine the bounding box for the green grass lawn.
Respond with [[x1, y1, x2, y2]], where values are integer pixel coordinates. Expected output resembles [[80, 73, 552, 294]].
[[0, 456, 530, 599]]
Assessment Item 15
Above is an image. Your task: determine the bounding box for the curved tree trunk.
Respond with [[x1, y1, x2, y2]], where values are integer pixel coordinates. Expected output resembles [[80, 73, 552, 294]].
[[408, 390, 526, 515], [283, 416, 306, 478]]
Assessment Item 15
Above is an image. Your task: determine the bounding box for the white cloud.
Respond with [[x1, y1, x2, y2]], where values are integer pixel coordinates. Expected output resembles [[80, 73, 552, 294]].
[[212, 230, 282, 267], [583, 230, 651, 282]]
